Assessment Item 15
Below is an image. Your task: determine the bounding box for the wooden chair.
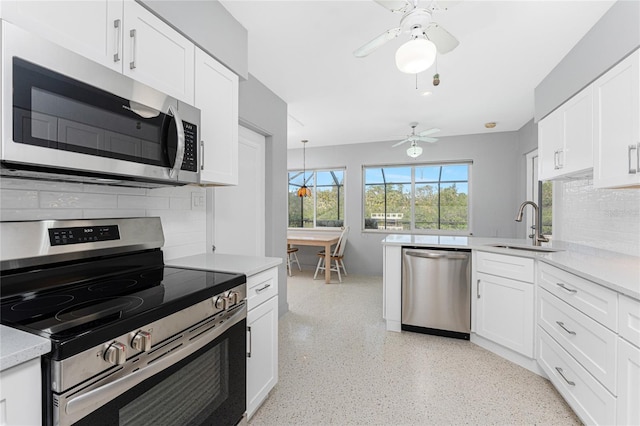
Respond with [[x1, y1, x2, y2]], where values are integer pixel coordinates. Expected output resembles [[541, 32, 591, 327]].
[[286, 246, 301, 276], [313, 227, 349, 282]]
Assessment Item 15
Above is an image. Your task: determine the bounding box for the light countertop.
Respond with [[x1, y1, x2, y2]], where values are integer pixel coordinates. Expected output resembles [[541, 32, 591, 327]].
[[0, 325, 50, 372], [166, 253, 282, 276], [382, 235, 640, 300]]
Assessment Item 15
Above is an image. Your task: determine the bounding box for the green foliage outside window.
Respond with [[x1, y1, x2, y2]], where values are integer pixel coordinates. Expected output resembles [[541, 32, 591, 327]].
[[363, 164, 469, 231], [540, 181, 553, 235], [288, 170, 344, 228]]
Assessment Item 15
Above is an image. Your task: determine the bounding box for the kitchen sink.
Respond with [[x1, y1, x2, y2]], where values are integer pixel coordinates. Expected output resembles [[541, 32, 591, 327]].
[[487, 243, 563, 253]]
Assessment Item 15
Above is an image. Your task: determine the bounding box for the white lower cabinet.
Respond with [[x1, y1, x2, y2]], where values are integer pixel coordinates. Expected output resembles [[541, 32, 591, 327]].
[[476, 272, 534, 357], [0, 358, 42, 426], [538, 328, 616, 425], [246, 267, 278, 419], [538, 288, 617, 393], [474, 252, 535, 358], [617, 338, 640, 425], [535, 262, 629, 426]]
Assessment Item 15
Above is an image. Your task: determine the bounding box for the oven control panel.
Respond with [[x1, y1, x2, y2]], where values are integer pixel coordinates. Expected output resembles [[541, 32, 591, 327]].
[[49, 225, 120, 246]]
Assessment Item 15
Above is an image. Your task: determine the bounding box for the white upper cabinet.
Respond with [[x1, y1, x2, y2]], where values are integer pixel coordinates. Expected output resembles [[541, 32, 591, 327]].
[[122, 1, 194, 105], [1, 0, 195, 105], [593, 49, 640, 188], [195, 47, 239, 185], [0, 0, 123, 72], [538, 86, 593, 180]]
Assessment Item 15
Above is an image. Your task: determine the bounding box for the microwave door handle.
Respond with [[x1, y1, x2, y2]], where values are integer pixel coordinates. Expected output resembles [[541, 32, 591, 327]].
[[167, 105, 185, 179]]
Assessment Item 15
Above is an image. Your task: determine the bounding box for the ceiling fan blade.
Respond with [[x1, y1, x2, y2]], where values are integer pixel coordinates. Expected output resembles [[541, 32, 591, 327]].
[[417, 136, 439, 143], [424, 23, 459, 54], [353, 27, 402, 57], [391, 138, 411, 147], [373, 0, 412, 13], [417, 128, 441, 137]]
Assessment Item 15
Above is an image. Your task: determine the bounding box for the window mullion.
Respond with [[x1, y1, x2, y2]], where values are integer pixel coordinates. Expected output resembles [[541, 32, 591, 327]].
[[410, 167, 415, 231]]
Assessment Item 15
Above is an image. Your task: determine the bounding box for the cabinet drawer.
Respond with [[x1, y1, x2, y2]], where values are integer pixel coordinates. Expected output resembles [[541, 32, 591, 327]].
[[247, 268, 278, 311], [619, 294, 640, 348], [538, 328, 616, 426], [538, 289, 617, 393], [538, 262, 617, 330], [476, 251, 534, 282]]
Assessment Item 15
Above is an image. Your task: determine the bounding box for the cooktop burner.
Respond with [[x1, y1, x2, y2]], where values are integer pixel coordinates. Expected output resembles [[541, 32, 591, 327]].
[[11, 294, 75, 312]]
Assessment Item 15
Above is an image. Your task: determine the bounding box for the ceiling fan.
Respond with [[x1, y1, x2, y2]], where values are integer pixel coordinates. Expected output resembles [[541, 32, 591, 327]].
[[354, 0, 460, 73], [392, 122, 440, 148]]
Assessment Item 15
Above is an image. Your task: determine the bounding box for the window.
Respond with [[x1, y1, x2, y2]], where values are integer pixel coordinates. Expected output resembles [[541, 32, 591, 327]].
[[527, 151, 552, 237], [288, 169, 345, 228], [363, 163, 470, 232], [540, 181, 553, 235]]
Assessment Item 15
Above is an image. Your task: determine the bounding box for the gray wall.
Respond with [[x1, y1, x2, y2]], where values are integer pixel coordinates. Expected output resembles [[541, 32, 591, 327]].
[[238, 75, 289, 316], [535, 0, 640, 121], [140, 0, 248, 79], [288, 129, 534, 276]]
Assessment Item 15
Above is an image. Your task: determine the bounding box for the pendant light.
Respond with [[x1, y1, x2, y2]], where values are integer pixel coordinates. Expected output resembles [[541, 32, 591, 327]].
[[297, 140, 311, 197]]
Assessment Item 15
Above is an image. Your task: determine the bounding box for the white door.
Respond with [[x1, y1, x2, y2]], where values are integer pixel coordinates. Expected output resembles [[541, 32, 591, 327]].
[[214, 127, 265, 256]]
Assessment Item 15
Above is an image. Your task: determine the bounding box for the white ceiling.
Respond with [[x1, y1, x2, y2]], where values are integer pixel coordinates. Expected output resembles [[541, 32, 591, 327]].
[[221, 0, 615, 148]]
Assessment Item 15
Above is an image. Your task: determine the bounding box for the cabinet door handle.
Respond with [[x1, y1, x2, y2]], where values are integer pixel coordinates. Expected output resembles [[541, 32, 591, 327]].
[[129, 29, 137, 69], [200, 141, 205, 170], [553, 151, 559, 170], [629, 144, 639, 174], [256, 283, 272, 294], [555, 367, 575, 386], [556, 321, 577, 336], [476, 279, 481, 299], [557, 149, 564, 169], [113, 19, 121, 63], [556, 282, 577, 294], [247, 326, 252, 358]]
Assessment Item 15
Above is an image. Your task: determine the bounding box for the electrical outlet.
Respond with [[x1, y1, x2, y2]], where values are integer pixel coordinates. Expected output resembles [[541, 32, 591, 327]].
[[191, 193, 205, 211]]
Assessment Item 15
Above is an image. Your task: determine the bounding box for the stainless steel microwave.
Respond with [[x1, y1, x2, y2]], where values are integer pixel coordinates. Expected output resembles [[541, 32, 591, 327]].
[[1, 21, 200, 187]]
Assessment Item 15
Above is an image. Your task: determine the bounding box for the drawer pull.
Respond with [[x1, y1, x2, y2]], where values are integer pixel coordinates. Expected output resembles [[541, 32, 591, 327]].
[[555, 367, 576, 386], [556, 321, 577, 336], [556, 282, 577, 294], [255, 283, 272, 294]]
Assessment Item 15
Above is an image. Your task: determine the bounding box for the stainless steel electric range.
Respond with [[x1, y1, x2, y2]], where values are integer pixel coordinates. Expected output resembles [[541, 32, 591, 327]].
[[0, 217, 247, 426]]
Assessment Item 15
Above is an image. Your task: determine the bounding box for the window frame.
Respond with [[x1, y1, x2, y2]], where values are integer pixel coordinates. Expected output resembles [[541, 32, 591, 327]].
[[287, 167, 346, 230], [361, 161, 472, 235]]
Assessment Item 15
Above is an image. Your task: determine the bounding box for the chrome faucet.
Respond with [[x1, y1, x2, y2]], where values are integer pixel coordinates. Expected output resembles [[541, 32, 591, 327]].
[[515, 201, 549, 246]]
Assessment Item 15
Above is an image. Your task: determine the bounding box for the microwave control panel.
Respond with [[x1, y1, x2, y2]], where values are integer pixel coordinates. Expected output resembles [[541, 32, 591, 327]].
[[182, 122, 198, 172]]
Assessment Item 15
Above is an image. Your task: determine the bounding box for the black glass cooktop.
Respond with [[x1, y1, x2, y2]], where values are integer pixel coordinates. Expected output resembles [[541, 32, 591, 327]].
[[0, 250, 245, 359]]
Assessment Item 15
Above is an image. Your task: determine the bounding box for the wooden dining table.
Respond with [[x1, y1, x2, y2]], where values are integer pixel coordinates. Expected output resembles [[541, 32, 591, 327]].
[[286, 231, 341, 283]]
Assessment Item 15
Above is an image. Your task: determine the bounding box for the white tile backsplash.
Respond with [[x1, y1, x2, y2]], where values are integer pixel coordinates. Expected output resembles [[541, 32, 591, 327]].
[[0, 177, 207, 258], [555, 178, 640, 257]]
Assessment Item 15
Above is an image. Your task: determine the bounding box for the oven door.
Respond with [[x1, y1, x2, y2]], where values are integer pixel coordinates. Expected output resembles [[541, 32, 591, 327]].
[[51, 314, 246, 426], [1, 21, 200, 186]]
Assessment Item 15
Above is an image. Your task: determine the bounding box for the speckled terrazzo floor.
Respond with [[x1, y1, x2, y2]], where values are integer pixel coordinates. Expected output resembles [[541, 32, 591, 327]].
[[248, 270, 581, 426]]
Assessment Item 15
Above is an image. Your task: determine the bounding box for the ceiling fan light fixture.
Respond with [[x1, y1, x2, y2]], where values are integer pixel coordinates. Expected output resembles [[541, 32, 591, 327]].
[[406, 143, 423, 158], [395, 37, 437, 74]]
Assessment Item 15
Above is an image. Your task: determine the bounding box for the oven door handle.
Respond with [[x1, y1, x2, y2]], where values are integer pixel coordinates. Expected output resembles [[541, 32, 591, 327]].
[[64, 305, 245, 420], [168, 104, 185, 179]]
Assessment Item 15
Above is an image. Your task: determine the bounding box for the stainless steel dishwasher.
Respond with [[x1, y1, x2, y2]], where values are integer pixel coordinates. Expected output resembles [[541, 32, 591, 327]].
[[401, 248, 471, 339]]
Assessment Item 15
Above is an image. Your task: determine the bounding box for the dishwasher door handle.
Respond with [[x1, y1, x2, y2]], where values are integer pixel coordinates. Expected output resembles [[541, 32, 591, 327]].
[[404, 250, 468, 260]]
